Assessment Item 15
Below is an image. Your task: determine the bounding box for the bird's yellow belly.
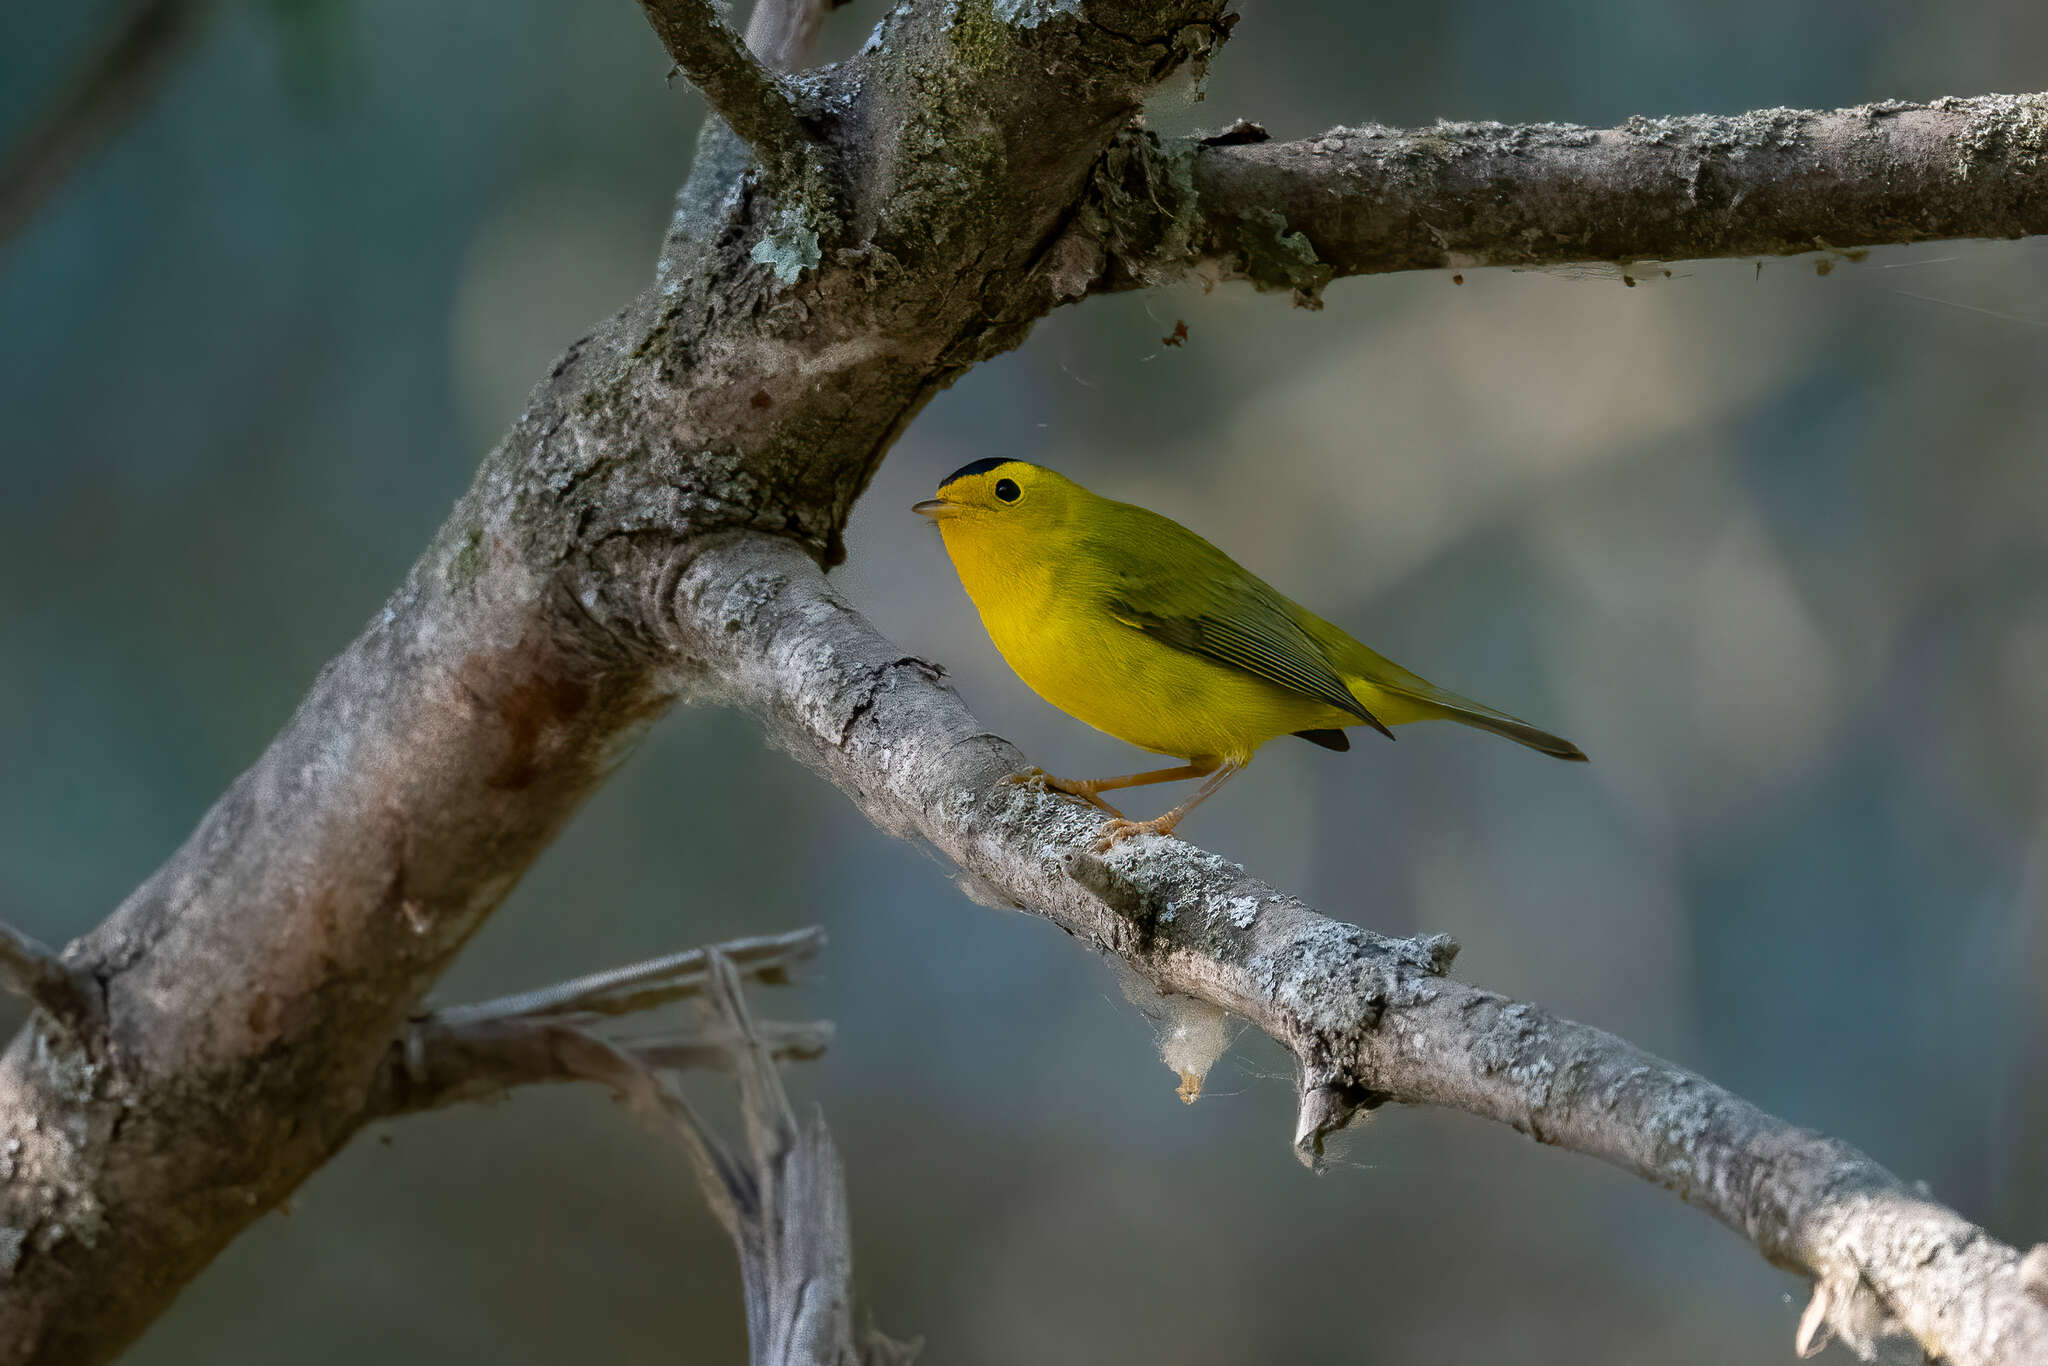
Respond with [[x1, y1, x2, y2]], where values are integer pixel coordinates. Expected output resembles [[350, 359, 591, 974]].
[[978, 604, 1348, 763]]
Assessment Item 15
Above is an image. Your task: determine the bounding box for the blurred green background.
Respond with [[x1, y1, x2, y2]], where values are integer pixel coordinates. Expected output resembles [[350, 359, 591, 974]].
[[5, 0, 2047, 1361]]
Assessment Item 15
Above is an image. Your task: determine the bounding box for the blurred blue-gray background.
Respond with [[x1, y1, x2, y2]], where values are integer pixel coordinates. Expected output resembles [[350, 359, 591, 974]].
[[4, 1, 2046, 1361]]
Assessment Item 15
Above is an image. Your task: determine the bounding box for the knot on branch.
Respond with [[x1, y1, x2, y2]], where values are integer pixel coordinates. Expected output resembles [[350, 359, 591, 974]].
[[1074, 128, 1337, 306], [1794, 1271, 1917, 1361], [2021, 1245, 2048, 1307], [1292, 1076, 1382, 1171]]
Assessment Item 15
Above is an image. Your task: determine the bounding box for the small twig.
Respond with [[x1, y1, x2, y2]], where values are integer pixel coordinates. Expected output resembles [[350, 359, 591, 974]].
[[636, 951, 917, 1366], [636, 0, 818, 173], [362, 928, 829, 1117], [424, 925, 824, 1028], [391, 944, 914, 1361], [369, 1015, 832, 1117], [0, 922, 99, 1037], [0, 0, 207, 248]]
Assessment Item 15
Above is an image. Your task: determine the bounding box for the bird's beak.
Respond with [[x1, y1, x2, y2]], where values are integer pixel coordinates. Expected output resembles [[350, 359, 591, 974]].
[[912, 499, 962, 520]]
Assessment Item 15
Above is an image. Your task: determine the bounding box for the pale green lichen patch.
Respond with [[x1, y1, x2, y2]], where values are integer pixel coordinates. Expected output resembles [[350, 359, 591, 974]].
[[750, 205, 822, 283], [445, 523, 486, 591], [1239, 207, 1335, 307]]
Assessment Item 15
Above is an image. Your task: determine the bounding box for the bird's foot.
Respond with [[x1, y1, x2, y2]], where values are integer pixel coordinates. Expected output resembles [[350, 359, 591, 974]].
[[1007, 767, 1124, 817], [1091, 814, 1179, 853]]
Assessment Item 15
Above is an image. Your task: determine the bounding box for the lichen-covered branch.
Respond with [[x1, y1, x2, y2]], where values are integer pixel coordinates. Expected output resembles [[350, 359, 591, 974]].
[[665, 530, 2048, 1366], [1083, 94, 2048, 303]]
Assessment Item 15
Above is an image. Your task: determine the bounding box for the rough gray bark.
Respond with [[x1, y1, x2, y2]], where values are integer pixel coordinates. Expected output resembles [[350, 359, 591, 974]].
[[2, 0, 2045, 1361]]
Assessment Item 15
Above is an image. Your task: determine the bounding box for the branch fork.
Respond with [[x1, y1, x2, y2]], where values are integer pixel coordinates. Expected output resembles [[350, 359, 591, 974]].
[[638, 0, 836, 190]]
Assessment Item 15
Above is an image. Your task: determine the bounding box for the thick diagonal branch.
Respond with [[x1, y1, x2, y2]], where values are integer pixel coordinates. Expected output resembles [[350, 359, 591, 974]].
[[666, 531, 2048, 1366], [1087, 94, 2048, 302]]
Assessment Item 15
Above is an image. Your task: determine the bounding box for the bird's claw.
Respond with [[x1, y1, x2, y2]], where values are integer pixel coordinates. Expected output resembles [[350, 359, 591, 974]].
[[1006, 768, 1124, 817], [1091, 816, 1174, 853], [1006, 767, 1054, 792]]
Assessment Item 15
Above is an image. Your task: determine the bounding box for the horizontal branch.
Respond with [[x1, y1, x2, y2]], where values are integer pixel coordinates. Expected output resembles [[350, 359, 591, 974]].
[[1086, 93, 2048, 302], [667, 531, 2048, 1366], [637, 0, 817, 175]]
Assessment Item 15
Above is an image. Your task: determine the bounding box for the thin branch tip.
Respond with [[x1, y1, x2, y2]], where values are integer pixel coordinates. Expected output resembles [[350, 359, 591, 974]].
[[367, 929, 830, 1118], [0, 921, 98, 1036], [1292, 1081, 1373, 1171], [636, 0, 823, 174]]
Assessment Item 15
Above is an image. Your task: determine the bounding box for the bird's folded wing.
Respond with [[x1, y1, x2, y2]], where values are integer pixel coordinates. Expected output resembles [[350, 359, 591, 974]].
[[1105, 587, 1393, 739]]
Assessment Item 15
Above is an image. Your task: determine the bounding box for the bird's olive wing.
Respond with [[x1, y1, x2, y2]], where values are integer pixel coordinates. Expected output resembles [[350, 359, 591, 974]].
[[1105, 589, 1394, 739]]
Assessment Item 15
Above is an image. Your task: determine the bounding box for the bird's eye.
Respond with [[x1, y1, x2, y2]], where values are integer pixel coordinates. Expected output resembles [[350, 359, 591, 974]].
[[994, 478, 1021, 503]]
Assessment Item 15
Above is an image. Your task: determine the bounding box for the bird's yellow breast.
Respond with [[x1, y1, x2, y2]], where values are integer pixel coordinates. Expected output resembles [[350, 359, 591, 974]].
[[938, 521, 1352, 763]]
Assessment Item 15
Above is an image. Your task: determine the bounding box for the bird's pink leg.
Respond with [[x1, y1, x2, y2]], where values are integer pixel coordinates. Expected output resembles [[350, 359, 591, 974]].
[[1008, 760, 1221, 820], [1092, 761, 1245, 851]]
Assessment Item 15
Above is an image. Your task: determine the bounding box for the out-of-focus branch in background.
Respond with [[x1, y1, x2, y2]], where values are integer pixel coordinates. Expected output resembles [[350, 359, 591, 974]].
[[0, 0, 207, 248]]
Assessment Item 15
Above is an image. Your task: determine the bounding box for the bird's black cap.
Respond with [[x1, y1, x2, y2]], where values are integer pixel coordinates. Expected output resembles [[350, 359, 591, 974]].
[[938, 457, 1015, 488]]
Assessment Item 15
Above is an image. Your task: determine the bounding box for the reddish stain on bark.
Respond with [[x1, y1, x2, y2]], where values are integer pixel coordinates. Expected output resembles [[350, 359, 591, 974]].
[[457, 643, 595, 791], [245, 990, 283, 1042]]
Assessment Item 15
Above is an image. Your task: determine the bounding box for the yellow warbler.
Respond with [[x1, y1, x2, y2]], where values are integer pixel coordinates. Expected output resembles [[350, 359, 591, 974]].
[[915, 459, 1585, 849]]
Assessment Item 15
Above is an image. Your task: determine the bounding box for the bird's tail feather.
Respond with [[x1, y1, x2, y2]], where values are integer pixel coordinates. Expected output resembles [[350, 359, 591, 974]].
[[1415, 693, 1587, 761], [1354, 673, 1587, 762]]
